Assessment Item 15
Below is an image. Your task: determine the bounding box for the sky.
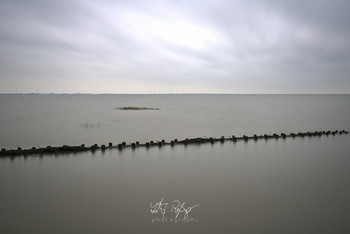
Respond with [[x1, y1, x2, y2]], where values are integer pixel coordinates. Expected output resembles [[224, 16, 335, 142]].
[[0, 0, 349, 94]]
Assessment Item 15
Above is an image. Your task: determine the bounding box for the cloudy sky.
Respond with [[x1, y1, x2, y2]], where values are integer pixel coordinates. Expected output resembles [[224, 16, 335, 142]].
[[0, 0, 349, 93]]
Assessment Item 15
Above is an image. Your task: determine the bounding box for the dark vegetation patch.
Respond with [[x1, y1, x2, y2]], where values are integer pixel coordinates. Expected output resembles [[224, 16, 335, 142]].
[[115, 107, 160, 111]]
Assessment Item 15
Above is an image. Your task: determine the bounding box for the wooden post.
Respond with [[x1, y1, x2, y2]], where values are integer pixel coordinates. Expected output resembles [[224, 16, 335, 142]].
[[220, 136, 225, 143]]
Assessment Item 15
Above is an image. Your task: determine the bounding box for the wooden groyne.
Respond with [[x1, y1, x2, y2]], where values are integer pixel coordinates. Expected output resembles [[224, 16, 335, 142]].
[[0, 130, 348, 158]]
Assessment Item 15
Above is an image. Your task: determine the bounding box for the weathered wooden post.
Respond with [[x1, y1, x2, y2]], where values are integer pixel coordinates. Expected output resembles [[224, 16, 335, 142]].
[[232, 135, 236, 142], [220, 136, 225, 143], [210, 137, 214, 144], [184, 138, 188, 146]]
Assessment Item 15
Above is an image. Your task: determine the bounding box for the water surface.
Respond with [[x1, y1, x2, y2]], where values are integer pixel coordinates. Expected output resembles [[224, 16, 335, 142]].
[[0, 94, 349, 149], [0, 135, 349, 233], [0, 94, 349, 233]]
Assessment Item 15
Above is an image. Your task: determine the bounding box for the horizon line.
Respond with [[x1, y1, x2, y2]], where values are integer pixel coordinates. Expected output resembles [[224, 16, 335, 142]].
[[0, 92, 350, 95]]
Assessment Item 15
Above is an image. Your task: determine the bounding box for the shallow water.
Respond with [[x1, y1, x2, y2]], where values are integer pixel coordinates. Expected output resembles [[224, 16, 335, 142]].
[[0, 94, 349, 233], [0, 94, 349, 149], [0, 135, 349, 233]]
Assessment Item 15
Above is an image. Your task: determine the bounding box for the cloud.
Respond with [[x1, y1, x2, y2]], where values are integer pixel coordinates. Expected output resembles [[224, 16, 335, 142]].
[[0, 0, 349, 93]]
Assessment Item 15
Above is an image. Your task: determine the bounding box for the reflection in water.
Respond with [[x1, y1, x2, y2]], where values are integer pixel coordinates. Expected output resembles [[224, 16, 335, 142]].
[[1, 94, 349, 233], [0, 135, 349, 234]]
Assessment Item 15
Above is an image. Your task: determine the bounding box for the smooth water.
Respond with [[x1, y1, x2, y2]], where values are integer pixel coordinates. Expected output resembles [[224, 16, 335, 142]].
[[0, 94, 350, 234], [1, 136, 350, 233], [0, 94, 349, 149]]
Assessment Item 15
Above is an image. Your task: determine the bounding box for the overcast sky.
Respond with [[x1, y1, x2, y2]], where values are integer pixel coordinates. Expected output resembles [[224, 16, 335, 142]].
[[0, 0, 349, 93]]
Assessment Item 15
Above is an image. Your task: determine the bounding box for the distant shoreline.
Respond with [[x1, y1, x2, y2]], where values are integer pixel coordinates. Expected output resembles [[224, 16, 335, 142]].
[[0, 93, 349, 95]]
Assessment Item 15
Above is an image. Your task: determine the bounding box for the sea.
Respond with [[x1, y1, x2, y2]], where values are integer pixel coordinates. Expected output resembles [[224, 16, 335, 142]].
[[0, 94, 349, 233]]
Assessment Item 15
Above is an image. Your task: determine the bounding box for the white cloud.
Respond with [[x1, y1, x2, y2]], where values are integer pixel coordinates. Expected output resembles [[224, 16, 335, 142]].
[[0, 0, 349, 93]]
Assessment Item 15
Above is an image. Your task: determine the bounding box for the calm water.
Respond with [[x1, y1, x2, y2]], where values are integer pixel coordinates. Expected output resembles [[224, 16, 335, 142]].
[[0, 94, 349, 149], [0, 94, 350, 233]]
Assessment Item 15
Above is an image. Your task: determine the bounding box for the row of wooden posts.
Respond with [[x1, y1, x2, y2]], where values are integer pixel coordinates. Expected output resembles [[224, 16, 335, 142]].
[[0, 130, 348, 157]]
